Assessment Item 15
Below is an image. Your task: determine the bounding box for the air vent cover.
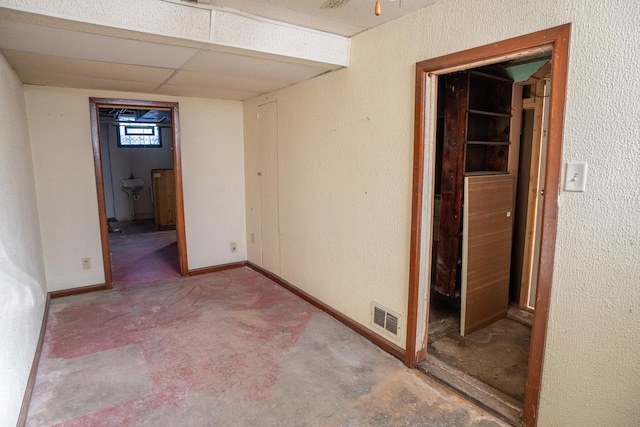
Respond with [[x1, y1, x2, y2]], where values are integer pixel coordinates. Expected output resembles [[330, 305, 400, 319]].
[[373, 306, 386, 328], [321, 0, 351, 9], [371, 302, 401, 340]]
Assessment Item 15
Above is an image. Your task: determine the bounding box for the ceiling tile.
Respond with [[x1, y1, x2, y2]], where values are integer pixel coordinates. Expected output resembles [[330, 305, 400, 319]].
[[0, 20, 198, 68], [181, 50, 333, 83], [2, 50, 175, 84], [166, 70, 288, 93], [154, 84, 259, 101], [17, 72, 161, 93], [203, 0, 439, 37]]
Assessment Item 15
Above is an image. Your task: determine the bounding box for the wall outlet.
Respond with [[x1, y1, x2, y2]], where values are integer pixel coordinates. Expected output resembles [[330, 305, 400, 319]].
[[82, 257, 91, 270], [251, 233, 255, 244], [230, 242, 237, 252]]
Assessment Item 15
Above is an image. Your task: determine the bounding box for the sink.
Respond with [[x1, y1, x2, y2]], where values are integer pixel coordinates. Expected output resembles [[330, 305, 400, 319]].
[[121, 178, 144, 190]]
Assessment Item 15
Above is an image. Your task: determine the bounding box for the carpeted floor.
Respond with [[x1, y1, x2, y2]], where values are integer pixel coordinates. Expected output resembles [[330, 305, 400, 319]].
[[27, 268, 509, 426]]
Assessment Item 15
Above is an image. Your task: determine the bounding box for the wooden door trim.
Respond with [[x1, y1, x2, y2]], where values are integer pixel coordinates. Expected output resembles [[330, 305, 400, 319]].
[[89, 98, 189, 288], [407, 24, 571, 426]]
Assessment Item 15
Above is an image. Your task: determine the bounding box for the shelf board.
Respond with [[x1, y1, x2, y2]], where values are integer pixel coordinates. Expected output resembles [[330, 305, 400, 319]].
[[469, 70, 514, 83], [464, 171, 510, 176], [468, 109, 512, 118], [466, 140, 510, 145]]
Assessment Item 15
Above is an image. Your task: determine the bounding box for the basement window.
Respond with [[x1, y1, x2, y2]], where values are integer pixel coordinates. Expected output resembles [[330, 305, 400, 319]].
[[118, 123, 161, 147]]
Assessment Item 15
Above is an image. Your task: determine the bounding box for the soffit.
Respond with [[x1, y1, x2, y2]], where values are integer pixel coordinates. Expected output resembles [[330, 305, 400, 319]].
[[0, 0, 441, 100]]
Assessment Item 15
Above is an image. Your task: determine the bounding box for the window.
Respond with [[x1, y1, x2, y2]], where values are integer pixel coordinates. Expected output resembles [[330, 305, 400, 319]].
[[118, 123, 162, 147]]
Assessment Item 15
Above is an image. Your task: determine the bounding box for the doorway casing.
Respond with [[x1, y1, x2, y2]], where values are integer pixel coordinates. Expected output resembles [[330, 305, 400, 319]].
[[405, 24, 571, 426], [89, 98, 188, 286]]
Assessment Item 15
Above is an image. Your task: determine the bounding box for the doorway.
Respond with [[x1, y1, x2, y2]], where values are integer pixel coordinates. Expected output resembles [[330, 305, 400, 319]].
[[422, 60, 552, 420], [90, 98, 188, 288], [405, 25, 571, 427]]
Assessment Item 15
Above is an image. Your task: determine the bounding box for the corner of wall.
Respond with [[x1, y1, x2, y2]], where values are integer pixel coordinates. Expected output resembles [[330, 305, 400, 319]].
[[0, 51, 48, 427]]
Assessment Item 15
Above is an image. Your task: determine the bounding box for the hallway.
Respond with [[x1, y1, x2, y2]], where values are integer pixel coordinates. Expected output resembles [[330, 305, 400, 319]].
[[27, 268, 508, 426]]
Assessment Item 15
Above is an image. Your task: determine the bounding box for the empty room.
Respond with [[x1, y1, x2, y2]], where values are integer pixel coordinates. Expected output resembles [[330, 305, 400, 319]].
[[1, 1, 638, 426]]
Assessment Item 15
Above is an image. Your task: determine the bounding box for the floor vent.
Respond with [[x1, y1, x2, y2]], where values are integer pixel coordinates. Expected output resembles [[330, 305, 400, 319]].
[[371, 303, 401, 340]]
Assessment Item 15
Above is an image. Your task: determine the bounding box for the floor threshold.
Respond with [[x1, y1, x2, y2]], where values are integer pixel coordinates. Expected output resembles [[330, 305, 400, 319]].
[[417, 355, 523, 426], [507, 305, 534, 327]]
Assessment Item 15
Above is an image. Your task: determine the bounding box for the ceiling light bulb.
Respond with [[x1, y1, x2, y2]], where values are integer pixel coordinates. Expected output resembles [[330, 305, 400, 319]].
[[375, 0, 381, 15]]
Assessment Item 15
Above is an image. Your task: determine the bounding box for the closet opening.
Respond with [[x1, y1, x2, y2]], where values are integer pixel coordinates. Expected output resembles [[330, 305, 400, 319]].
[[405, 24, 571, 427], [423, 59, 550, 425]]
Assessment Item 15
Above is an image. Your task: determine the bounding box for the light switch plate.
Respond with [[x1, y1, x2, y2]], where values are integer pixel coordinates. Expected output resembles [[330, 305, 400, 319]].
[[564, 162, 588, 192]]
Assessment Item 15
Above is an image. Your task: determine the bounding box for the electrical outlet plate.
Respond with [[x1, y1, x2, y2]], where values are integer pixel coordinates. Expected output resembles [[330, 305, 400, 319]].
[[82, 257, 91, 270]]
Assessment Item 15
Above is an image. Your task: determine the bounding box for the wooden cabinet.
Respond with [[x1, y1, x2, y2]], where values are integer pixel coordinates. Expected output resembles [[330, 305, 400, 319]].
[[152, 168, 176, 229], [433, 70, 514, 298]]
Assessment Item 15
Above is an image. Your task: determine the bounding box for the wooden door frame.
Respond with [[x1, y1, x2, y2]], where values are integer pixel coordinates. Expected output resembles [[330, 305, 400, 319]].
[[89, 98, 189, 287], [405, 24, 570, 426], [518, 77, 548, 310]]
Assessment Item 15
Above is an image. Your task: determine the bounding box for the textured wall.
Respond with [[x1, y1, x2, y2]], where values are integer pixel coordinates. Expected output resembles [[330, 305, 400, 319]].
[[0, 52, 47, 426], [178, 96, 247, 269], [243, 0, 640, 425], [25, 86, 247, 290]]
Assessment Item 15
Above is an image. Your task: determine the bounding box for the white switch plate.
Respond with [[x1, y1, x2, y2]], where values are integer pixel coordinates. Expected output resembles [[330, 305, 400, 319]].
[[564, 162, 588, 192]]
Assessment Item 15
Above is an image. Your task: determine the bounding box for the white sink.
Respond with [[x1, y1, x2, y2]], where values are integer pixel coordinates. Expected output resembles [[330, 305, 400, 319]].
[[121, 178, 144, 189]]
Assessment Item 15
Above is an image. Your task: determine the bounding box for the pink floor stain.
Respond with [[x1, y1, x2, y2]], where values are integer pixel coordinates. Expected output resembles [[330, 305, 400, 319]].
[[40, 267, 319, 426], [109, 230, 181, 287]]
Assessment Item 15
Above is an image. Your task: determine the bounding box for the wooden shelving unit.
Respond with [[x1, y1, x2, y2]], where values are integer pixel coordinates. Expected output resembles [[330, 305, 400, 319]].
[[433, 69, 515, 298], [464, 71, 513, 174]]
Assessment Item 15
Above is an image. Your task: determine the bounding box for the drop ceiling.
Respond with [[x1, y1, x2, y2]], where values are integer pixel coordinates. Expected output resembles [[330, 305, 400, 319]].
[[193, 0, 439, 37], [0, 0, 440, 101]]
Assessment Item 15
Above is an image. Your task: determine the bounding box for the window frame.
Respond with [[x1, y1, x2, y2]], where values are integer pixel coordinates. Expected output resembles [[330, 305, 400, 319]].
[[117, 123, 162, 147]]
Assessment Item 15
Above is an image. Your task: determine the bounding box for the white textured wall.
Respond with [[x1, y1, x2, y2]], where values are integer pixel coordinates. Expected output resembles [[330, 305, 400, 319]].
[[0, 52, 47, 426], [179, 96, 247, 269], [243, 0, 640, 425], [25, 86, 246, 290]]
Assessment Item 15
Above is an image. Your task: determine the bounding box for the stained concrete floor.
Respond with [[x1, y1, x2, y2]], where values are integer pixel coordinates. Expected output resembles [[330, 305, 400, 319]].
[[27, 268, 509, 426], [109, 219, 157, 235], [427, 297, 531, 402], [109, 228, 180, 287]]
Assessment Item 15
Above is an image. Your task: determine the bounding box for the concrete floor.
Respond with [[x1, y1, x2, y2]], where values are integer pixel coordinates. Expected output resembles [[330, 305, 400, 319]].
[[427, 297, 531, 402], [27, 268, 509, 426], [109, 219, 160, 235]]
